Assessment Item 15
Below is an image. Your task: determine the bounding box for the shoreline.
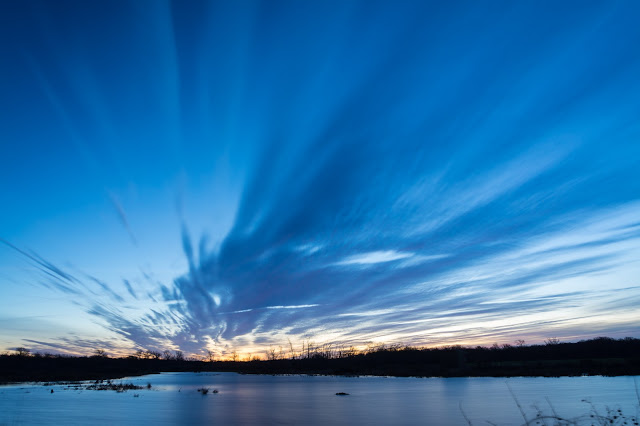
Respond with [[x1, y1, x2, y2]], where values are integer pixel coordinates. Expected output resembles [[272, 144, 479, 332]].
[[3, 371, 640, 387], [3, 337, 639, 384], [2, 362, 639, 386]]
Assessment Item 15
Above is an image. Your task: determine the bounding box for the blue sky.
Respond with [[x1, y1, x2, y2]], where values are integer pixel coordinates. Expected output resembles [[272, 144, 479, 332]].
[[1, 0, 639, 358]]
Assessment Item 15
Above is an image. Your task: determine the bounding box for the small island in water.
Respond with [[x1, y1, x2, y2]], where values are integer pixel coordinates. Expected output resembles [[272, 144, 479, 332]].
[[2, 336, 639, 384]]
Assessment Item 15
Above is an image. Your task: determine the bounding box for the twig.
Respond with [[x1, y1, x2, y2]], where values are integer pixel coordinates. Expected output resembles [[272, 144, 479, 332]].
[[506, 382, 529, 425], [521, 415, 579, 426], [530, 403, 548, 426], [636, 377, 640, 426], [545, 396, 560, 419], [584, 399, 606, 426], [459, 401, 473, 426]]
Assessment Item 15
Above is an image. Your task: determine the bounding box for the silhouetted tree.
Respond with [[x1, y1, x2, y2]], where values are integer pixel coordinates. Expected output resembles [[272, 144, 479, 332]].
[[287, 338, 295, 359], [267, 346, 277, 360], [15, 347, 30, 356], [93, 349, 107, 357]]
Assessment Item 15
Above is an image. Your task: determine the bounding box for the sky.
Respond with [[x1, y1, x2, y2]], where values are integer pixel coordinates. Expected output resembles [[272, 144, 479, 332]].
[[1, 0, 639, 359]]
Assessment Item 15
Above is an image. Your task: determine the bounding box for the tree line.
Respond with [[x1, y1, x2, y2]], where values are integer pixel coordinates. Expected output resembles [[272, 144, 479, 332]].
[[2, 336, 639, 383]]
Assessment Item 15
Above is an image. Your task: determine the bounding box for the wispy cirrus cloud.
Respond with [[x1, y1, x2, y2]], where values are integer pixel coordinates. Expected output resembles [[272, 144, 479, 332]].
[[1, 0, 639, 357], [335, 250, 414, 267]]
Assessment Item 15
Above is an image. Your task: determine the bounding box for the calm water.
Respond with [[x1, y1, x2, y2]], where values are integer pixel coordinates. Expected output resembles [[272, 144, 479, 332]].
[[0, 373, 638, 425]]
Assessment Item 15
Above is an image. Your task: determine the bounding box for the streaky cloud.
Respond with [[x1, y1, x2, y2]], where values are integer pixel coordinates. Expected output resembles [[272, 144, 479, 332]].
[[107, 191, 138, 246], [1, 0, 639, 356], [335, 250, 414, 266]]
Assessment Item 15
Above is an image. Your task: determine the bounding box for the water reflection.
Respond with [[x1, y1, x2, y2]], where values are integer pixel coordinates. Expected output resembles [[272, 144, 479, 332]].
[[0, 373, 638, 425]]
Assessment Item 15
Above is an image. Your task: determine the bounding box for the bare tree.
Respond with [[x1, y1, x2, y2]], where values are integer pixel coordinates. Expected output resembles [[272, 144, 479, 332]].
[[267, 346, 277, 361], [304, 337, 315, 359], [545, 337, 561, 346], [15, 347, 30, 356], [287, 338, 295, 360], [344, 346, 357, 357]]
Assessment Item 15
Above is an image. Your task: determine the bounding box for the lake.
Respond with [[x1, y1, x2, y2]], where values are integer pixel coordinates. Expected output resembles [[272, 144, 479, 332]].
[[1, 373, 638, 425]]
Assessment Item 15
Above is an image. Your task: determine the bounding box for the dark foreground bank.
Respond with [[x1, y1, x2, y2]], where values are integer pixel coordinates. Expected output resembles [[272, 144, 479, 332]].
[[1, 337, 639, 383]]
